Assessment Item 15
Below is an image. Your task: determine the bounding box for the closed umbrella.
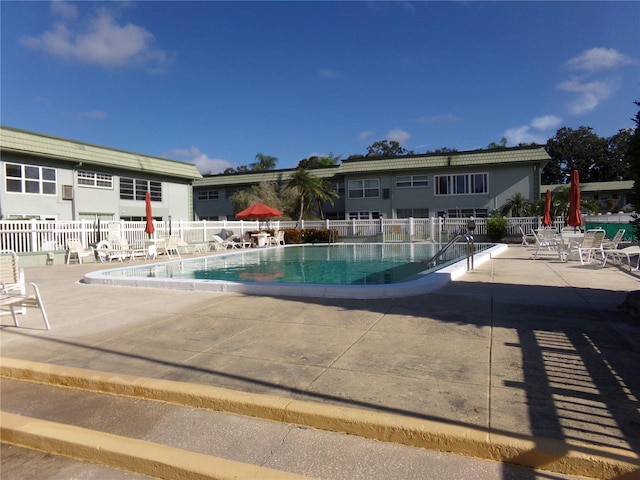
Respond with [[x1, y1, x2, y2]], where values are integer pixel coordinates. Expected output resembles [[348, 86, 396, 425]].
[[567, 170, 582, 230], [542, 189, 552, 227], [144, 191, 155, 237], [235, 202, 283, 219]]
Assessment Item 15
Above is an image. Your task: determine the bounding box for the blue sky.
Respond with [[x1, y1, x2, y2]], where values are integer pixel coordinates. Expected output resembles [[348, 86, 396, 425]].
[[2, 1, 639, 174]]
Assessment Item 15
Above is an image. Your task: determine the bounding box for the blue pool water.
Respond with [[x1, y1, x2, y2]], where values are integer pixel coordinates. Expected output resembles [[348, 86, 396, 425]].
[[84, 243, 504, 299]]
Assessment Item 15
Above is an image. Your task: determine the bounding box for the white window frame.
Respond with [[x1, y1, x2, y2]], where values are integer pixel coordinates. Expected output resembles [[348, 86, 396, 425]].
[[120, 178, 162, 201], [435, 173, 488, 196], [396, 175, 428, 188], [348, 179, 380, 199], [4, 162, 57, 195], [77, 170, 113, 189], [197, 190, 219, 201], [347, 211, 382, 220]]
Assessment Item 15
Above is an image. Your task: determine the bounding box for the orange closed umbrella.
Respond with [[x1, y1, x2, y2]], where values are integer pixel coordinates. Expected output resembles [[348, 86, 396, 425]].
[[144, 191, 155, 236], [542, 189, 552, 226], [567, 170, 582, 229]]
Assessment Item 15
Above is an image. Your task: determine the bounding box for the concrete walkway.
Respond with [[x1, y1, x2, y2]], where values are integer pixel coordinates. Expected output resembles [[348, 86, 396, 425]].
[[1, 245, 639, 479]]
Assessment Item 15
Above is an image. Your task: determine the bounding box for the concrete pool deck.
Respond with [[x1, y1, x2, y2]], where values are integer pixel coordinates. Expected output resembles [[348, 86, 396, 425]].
[[1, 244, 639, 479]]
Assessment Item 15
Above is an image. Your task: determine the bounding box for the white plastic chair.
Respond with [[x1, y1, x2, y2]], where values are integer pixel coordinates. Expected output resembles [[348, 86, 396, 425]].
[[65, 239, 94, 264], [1, 250, 50, 330]]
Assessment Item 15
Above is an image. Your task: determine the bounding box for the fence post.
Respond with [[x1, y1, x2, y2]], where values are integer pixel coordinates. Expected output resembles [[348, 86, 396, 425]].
[[29, 219, 38, 252]]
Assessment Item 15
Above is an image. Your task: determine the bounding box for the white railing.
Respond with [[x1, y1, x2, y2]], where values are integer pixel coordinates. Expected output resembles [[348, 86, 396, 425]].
[[0, 216, 565, 254]]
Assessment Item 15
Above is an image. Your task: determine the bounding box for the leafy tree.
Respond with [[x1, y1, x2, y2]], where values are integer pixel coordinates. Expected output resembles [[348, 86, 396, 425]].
[[487, 137, 508, 150], [229, 182, 293, 219], [297, 152, 341, 169], [500, 193, 532, 217], [431, 147, 458, 154], [250, 153, 278, 171], [602, 128, 633, 181], [543, 126, 611, 184], [366, 140, 413, 157], [627, 100, 640, 239]]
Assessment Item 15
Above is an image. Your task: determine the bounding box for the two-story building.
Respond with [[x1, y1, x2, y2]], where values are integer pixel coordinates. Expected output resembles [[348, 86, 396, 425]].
[[193, 146, 552, 220], [1, 126, 202, 222]]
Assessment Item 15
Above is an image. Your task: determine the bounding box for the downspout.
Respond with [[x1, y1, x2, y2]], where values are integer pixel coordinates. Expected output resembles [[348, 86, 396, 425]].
[[72, 162, 82, 220]]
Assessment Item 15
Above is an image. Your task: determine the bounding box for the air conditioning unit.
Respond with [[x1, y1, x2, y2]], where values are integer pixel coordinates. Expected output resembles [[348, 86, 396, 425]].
[[62, 185, 73, 200]]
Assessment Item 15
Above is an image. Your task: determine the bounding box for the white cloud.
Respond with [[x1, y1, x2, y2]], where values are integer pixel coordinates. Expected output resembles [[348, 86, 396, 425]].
[[503, 114, 561, 145], [557, 77, 612, 115], [51, 1, 78, 20], [20, 8, 173, 70], [565, 47, 635, 72], [530, 115, 562, 131], [386, 128, 410, 144], [166, 147, 233, 175], [357, 130, 375, 142]]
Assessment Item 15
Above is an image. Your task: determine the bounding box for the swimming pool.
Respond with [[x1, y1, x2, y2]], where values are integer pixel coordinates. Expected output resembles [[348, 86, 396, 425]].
[[84, 243, 507, 299]]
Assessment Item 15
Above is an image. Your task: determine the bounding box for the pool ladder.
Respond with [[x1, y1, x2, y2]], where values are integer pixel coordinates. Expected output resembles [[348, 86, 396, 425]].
[[427, 233, 475, 271]]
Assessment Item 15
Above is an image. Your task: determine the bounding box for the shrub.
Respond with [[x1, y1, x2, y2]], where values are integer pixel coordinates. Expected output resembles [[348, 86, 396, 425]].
[[268, 228, 338, 244], [486, 214, 509, 241]]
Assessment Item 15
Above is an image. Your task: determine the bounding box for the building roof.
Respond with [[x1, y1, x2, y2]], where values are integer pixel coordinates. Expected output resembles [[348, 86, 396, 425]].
[[0, 126, 202, 181], [195, 146, 550, 188], [542, 180, 633, 193], [338, 146, 550, 173]]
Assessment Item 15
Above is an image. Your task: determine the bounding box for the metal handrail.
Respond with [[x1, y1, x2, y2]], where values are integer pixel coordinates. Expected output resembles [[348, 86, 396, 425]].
[[427, 233, 475, 271]]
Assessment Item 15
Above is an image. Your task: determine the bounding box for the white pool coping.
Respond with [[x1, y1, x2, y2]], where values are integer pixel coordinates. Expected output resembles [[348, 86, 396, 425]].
[[83, 243, 508, 299]]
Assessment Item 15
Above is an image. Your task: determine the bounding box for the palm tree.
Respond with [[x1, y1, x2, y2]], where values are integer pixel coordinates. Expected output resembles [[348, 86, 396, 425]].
[[287, 168, 319, 228], [251, 153, 277, 171], [500, 193, 532, 217], [310, 178, 338, 220]]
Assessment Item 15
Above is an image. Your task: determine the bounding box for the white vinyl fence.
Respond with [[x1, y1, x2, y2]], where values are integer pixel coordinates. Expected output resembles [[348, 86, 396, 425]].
[[1, 216, 558, 254]]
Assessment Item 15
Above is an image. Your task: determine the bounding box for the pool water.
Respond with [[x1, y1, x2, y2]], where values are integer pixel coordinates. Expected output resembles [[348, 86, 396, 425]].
[[99, 243, 488, 285]]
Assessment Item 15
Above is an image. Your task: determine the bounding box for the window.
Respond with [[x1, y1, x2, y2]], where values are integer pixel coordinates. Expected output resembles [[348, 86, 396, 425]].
[[435, 173, 488, 195], [5, 162, 56, 195], [330, 182, 345, 195], [77, 170, 113, 188], [348, 179, 379, 199], [348, 211, 381, 220], [197, 190, 219, 201], [396, 175, 428, 188], [397, 208, 429, 218], [439, 208, 489, 218], [120, 178, 162, 201]]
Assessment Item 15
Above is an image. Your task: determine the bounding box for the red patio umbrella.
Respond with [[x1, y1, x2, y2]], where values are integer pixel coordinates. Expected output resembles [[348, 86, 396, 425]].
[[144, 191, 155, 236], [567, 169, 582, 229], [235, 202, 283, 219], [542, 189, 552, 226]]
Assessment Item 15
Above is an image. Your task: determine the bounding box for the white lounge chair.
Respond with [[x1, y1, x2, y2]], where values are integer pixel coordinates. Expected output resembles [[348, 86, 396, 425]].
[[602, 229, 625, 250], [531, 229, 562, 260], [210, 234, 240, 250], [1, 250, 50, 330], [65, 239, 94, 264], [519, 226, 535, 246], [602, 245, 640, 271], [577, 230, 605, 265], [163, 236, 182, 259]]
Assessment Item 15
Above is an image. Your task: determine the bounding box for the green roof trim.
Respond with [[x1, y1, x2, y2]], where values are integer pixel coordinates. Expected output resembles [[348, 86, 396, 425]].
[[0, 126, 202, 180], [194, 146, 549, 187], [542, 180, 633, 193]]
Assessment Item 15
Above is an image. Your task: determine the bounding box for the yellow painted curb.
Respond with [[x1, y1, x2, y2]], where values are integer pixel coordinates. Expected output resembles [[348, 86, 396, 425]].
[[1, 411, 310, 480], [2, 357, 639, 479]]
